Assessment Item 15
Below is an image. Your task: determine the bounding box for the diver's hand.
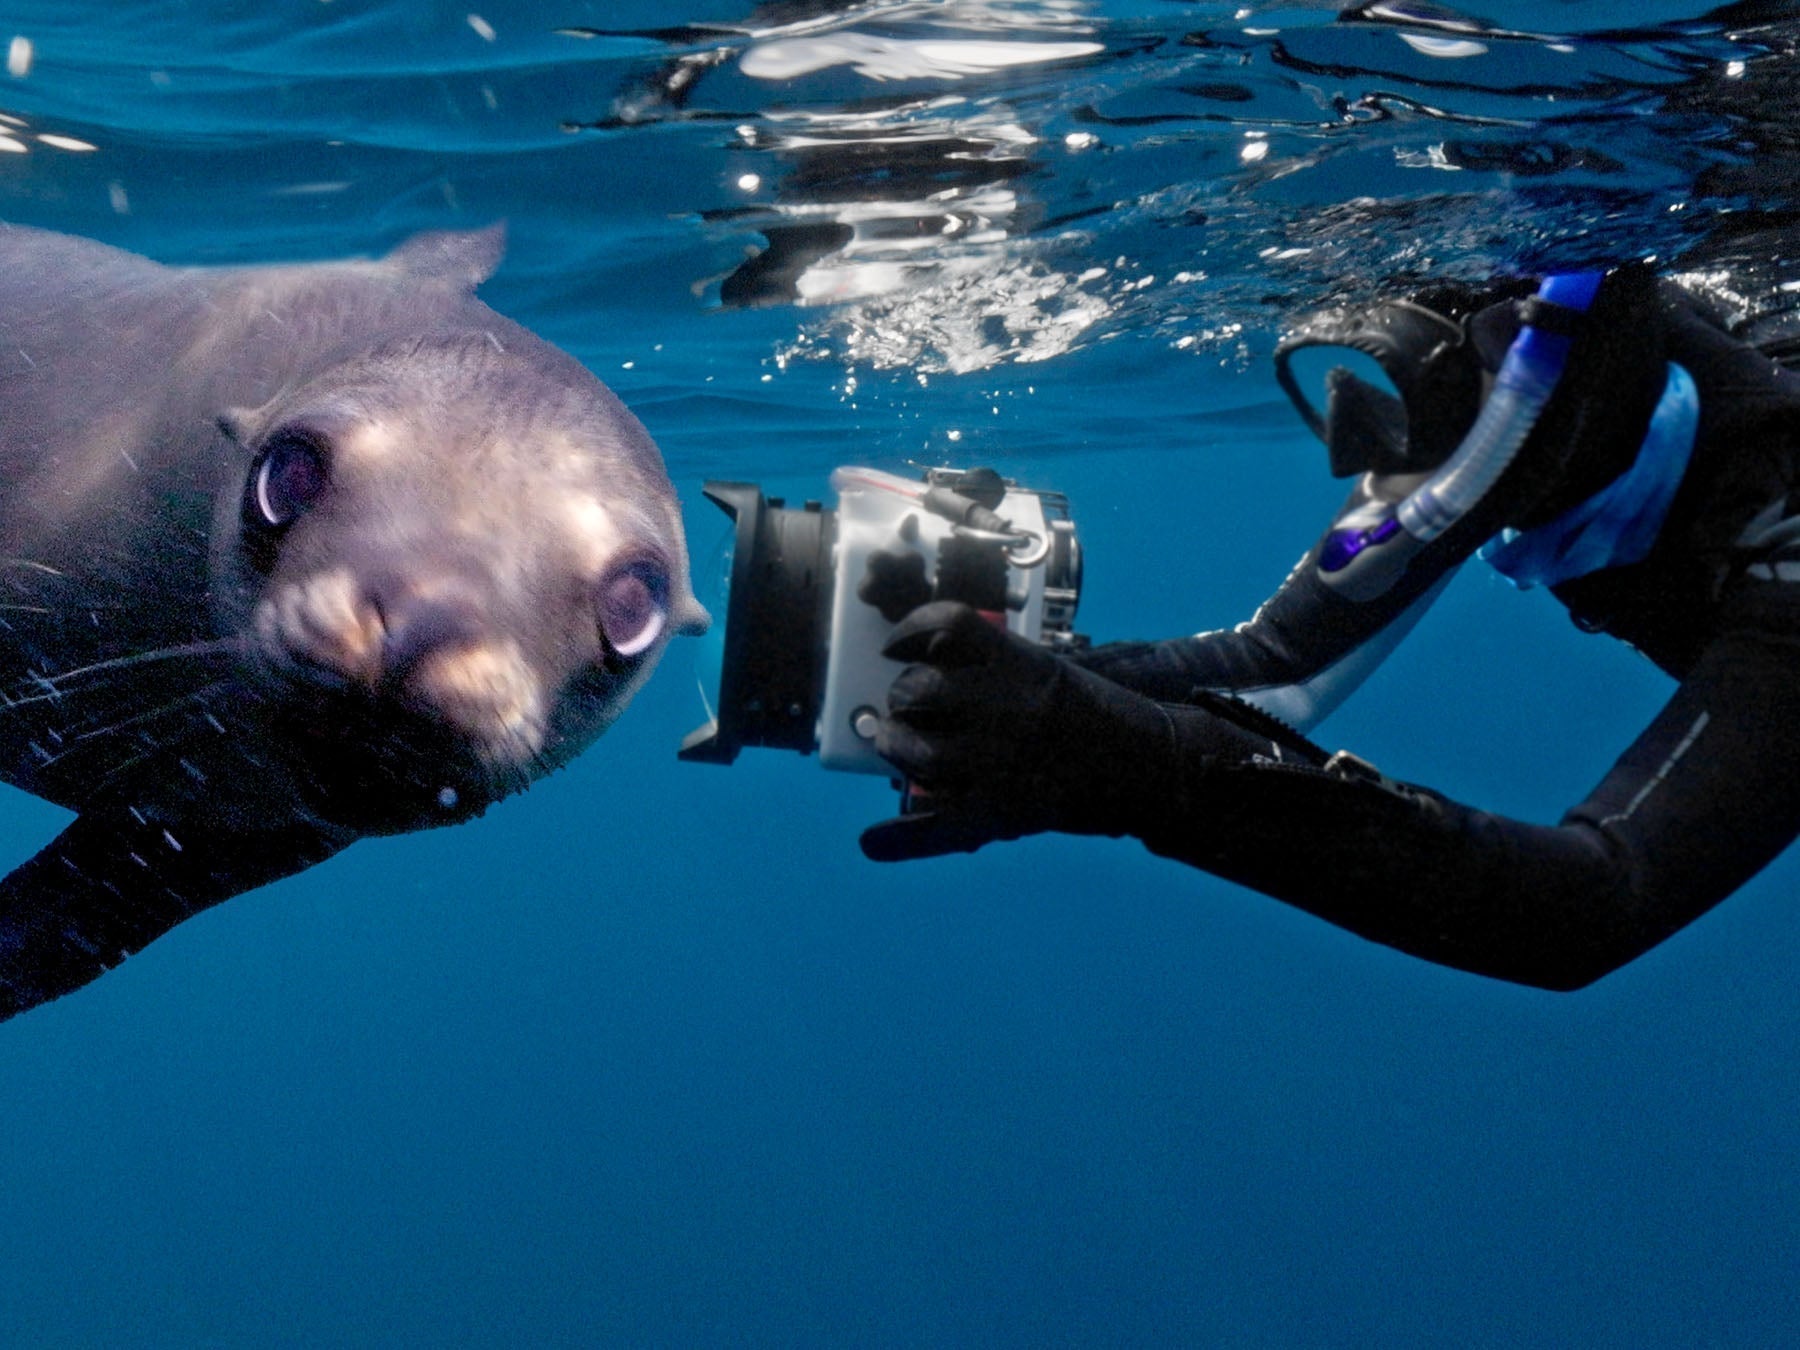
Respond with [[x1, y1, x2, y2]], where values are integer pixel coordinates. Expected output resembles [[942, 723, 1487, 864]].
[[860, 602, 1187, 863], [1066, 637, 1220, 704]]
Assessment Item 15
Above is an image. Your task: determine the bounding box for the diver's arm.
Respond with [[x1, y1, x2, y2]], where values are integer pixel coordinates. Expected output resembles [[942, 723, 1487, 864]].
[[863, 595, 1800, 990], [1139, 590, 1800, 989], [1077, 476, 1461, 733]]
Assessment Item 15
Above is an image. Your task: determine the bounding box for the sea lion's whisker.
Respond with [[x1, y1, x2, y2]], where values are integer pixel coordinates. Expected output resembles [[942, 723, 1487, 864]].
[[40, 681, 235, 767], [35, 638, 241, 690], [84, 745, 162, 796], [0, 639, 240, 711]]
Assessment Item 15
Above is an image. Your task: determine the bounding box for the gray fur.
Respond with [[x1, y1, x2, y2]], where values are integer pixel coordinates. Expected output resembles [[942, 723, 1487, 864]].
[[0, 224, 702, 1017]]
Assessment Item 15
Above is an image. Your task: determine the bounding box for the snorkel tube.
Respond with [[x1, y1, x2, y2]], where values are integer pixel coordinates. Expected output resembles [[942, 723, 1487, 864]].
[[1316, 272, 1605, 601]]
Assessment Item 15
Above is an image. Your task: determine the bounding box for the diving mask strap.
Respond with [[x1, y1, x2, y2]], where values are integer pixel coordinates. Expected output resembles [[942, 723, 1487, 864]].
[[1274, 299, 1477, 475], [1315, 271, 1607, 602]]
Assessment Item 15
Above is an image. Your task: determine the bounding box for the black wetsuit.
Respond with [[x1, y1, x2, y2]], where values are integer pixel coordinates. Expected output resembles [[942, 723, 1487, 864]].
[[1075, 281, 1800, 990]]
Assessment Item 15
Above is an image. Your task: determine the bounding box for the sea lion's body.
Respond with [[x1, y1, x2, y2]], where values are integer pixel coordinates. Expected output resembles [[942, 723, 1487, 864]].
[[0, 224, 702, 1018]]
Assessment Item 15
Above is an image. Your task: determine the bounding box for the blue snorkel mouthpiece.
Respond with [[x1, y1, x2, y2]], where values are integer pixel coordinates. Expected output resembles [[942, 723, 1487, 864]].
[[1396, 272, 1602, 541], [1317, 271, 1605, 600]]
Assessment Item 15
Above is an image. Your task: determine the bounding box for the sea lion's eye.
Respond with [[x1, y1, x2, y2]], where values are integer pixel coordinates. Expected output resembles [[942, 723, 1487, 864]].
[[252, 429, 330, 528], [598, 559, 669, 658]]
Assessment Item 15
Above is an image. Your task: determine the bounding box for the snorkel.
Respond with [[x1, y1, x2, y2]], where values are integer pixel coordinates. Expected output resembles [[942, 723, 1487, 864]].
[[1314, 272, 1605, 601]]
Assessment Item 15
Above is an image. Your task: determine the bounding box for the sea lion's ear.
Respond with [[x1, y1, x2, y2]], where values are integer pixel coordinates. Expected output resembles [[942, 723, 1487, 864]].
[[216, 407, 258, 446], [385, 223, 507, 290], [217, 401, 285, 452]]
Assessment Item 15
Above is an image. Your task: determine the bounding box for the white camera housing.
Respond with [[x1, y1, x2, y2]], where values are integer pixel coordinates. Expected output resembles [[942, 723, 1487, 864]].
[[818, 466, 1079, 775]]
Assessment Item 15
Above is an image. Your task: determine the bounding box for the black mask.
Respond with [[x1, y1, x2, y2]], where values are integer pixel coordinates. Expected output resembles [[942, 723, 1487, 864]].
[[1274, 298, 1487, 478]]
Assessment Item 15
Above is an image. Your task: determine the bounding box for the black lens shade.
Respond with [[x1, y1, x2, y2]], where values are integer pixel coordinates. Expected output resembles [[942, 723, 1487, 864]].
[[679, 483, 836, 765]]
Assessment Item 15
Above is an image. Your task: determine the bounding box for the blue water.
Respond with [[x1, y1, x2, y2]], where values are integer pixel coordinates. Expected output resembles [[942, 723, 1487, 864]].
[[1, 1, 1798, 1344]]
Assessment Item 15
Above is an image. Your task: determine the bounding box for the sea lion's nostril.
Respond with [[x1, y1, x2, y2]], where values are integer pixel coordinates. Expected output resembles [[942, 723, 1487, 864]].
[[379, 596, 484, 684]]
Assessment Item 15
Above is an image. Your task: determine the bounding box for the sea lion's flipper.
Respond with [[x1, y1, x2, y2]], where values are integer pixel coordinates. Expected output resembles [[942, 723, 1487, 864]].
[[0, 805, 352, 1021], [384, 224, 505, 289]]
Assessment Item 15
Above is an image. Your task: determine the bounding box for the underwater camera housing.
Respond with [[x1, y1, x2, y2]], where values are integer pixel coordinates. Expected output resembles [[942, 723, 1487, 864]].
[[680, 466, 1084, 777]]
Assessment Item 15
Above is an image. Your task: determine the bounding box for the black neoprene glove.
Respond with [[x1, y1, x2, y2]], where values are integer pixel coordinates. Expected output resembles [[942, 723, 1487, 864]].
[[860, 602, 1318, 862], [1067, 637, 1219, 704]]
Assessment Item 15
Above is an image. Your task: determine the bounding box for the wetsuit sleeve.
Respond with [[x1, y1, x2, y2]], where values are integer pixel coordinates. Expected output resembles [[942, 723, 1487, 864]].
[[1075, 479, 1464, 732], [1137, 578, 1800, 990]]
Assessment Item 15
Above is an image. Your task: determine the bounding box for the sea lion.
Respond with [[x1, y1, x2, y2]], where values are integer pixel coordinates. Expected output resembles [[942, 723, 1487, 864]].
[[0, 223, 706, 1020]]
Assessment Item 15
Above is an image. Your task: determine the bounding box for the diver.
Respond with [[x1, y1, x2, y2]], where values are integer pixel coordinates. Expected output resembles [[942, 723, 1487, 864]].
[[859, 265, 1800, 990]]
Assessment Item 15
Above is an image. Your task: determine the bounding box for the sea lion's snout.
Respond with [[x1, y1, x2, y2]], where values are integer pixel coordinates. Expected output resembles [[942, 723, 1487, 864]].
[[219, 331, 705, 832], [254, 565, 548, 767], [406, 639, 545, 764]]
